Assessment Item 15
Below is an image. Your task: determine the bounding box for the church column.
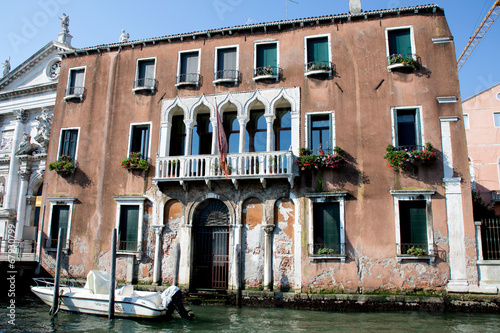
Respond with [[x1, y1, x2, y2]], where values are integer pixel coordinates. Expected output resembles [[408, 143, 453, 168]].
[[15, 166, 31, 241], [4, 109, 27, 210], [263, 224, 275, 290]]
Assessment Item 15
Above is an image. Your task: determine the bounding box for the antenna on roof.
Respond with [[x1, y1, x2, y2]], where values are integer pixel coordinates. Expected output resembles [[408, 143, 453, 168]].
[[286, 0, 299, 20]]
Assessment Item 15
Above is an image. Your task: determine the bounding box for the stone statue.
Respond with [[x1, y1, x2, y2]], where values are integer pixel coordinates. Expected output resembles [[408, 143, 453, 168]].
[[119, 29, 130, 43], [35, 109, 53, 138], [2, 57, 10, 77], [59, 13, 69, 33]]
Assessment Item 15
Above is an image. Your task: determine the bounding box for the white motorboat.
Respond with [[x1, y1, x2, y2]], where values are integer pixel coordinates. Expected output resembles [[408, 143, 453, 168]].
[[31, 270, 191, 319]]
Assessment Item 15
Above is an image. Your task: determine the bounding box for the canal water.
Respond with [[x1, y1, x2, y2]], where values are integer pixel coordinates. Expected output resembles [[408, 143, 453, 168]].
[[2, 292, 500, 332]]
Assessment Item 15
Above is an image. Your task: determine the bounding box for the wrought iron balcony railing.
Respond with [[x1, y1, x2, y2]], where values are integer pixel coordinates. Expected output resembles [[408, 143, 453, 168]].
[[492, 190, 500, 202], [133, 78, 156, 92], [213, 70, 239, 83], [304, 61, 334, 76], [64, 86, 85, 101], [176, 73, 200, 87], [253, 66, 281, 81], [118, 240, 138, 252]]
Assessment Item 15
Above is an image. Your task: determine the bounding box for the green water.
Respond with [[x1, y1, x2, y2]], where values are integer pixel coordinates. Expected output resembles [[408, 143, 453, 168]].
[[2, 294, 500, 332]]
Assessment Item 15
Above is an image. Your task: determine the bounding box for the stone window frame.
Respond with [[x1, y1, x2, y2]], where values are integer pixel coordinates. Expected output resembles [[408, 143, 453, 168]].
[[303, 33, 332, 77], [304, 111, 335, 153], [64, 66, 86, 101], [57, 127, 80, 161], [390, 190, 436, 263], [390, 106, 424, 148], [493, 112, 500, 128], [213, 44, 239, 84], [127, 122, 152, 160], [253, 39, 280, 81], [176, 48, 201, 87], [306, 192, 347, 263], [133, 57, 157, 93], [46, 197, 76, 250], [113, 196, 146, 258], [384, 25, 417, 69]]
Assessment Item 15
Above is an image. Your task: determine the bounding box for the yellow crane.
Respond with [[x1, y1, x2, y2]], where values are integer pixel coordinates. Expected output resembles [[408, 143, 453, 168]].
[[457, 0, 500, 71]]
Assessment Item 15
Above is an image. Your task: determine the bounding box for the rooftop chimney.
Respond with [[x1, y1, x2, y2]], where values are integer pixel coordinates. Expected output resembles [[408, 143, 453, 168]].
[[349, 0, 362, 14]]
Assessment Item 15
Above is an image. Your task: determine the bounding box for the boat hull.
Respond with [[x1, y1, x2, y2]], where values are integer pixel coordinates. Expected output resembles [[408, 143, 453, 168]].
[[31, 286, 167, 318]]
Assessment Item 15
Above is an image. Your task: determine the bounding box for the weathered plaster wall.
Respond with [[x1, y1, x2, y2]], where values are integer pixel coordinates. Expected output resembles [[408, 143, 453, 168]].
[[273, 198, 295, 290], [242, 197, 264, 289]]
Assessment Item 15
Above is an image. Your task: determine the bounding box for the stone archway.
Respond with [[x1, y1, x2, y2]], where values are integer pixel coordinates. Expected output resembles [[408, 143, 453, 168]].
[[191, 199, 230, 290]]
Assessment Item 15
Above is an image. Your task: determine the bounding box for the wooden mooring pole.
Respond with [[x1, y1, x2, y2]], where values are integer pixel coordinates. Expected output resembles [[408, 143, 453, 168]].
[[50, 228, 64, 316], [108, 229, 117, 319]]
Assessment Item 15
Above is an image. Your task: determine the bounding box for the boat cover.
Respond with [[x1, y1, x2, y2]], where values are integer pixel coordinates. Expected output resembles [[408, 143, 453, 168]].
[[84, 270, 111, 294]]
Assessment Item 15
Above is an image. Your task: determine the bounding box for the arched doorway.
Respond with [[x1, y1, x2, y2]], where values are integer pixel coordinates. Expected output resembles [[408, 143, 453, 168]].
[[192, 199, 229, 289]]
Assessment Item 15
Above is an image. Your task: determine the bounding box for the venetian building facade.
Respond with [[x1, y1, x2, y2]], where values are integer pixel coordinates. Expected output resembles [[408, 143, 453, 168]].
[[0, 28, 73, 261], [42, 4, 477, 293]]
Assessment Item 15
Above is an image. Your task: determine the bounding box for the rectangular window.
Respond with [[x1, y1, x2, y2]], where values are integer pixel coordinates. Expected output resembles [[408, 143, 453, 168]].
[[129, 124, 150, 160], [305, 35, 330, 73], [59, 129, 79, 159], [387, 28, 413, 56], [65, 68, 85, 99], [393, 108, 422, 149], [254, 42, 278, 79], [215, 47, 238, 82], [191, 114, 212, 155], [114, 196, 145, 254], [134, 59, 156, 91], [118, 205, 139, 251], [399, 200, 427, 254], [307, 113, 333, 154], [307, 193, 346, 260], [313, 202, 341, 253], [50, 205, 69, 247], [494, 113, 500, 127], [177, 51, 200, 85], [47, 197, 75, 250], [463, 114, 470, 130]]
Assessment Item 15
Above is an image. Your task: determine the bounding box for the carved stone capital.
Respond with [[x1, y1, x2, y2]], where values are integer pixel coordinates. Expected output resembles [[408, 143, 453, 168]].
[[14, 109, 27, 123], [263, 224, 275, 235], [19, 169, 32, 181]]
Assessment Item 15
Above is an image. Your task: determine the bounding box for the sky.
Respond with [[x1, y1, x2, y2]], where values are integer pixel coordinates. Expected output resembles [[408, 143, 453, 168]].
[[0, 0, 499, 100]]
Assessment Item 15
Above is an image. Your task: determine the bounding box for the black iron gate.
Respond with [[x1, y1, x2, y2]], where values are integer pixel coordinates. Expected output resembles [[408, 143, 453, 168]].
[[192, 199, 229, 289]]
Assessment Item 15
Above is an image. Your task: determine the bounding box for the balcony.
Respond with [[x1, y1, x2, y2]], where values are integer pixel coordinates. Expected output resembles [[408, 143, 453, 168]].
[[304, 61, 334, 77], [133, 78, 156, 93], [176, 73, 200, 87], [213, 70, 239, 85], [64, 86, 85, 101], [253, 66, 281, 82], [387, 53, 421, 72], [155, 151, 296, 189], [308, 243, 346, 263], [492, 191, 500, 203], [0, 239, 37, 262]]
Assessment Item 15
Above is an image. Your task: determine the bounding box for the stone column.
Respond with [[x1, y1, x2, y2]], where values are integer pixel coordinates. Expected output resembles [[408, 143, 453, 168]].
[[184, 119, 194, 156], [152, 224, 164, 285], [237, 116, 247, 153], [178, 224, 192, 288], [263, 224, 275, 290], [265, 115, 275, 152], [4, 109, 27, 210], [14, 168, 31, 241], [210, 117, 218, 155], [440, 117, 469, 292]]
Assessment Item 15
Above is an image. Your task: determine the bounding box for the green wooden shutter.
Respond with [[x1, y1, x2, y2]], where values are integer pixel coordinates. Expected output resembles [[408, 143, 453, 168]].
[[51, 205, 69, 243], [61, 129, 78, 159], [257, 44, 277, 68], [307, 37, 329, 63], [389, 29, 412, 56], [399, 201, 427, 248], [314, 203, 340, 250], [120, 205, 139, 251]]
